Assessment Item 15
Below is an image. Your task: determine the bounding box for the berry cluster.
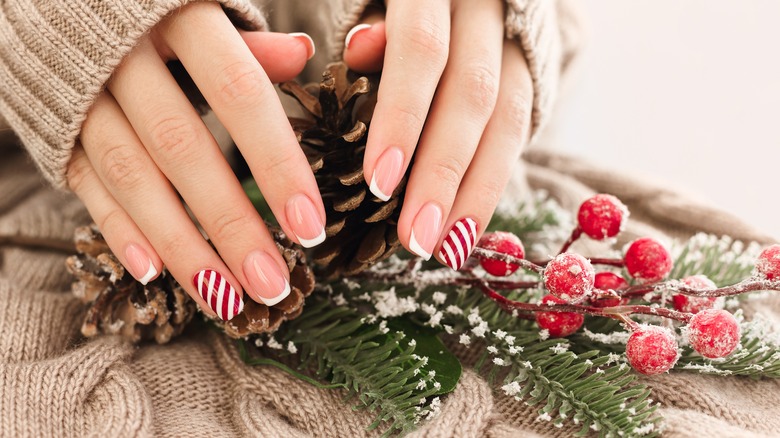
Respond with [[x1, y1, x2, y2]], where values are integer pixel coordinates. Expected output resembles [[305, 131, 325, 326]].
[[472, 193, 776, 376]]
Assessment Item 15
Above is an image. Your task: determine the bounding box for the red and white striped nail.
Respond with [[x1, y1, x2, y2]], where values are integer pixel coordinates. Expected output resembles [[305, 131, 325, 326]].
[[192, 269, 244, 321], [438, 218, 478, 271]]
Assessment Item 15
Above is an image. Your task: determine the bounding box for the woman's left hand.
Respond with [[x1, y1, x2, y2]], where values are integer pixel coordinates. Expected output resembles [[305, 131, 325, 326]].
[[343, 0, 534, 270]]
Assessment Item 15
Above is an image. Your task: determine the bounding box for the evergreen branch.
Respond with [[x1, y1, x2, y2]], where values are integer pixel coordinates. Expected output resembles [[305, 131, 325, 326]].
[[244, 297, 451, 436], [670, 233, 760, 287]]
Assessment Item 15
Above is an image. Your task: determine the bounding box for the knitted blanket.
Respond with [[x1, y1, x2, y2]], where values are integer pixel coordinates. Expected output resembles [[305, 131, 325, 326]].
[[1, 136, 778, 437]]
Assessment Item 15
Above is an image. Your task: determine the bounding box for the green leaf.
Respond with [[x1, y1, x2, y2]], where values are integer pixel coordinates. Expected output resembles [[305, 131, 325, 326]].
[[388, 319, 462, 395]]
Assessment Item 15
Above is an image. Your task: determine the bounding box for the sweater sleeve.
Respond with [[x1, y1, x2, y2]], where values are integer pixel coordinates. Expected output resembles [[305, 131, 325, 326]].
[[298, 0, 582, 144], [0, 0, 267, 189]]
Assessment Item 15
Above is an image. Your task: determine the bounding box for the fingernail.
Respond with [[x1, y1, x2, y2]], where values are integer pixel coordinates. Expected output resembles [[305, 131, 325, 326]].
[[409, 202, 443, 261], [345, 24, 372, 49], [369, 147, 404, 202], [125, 244, 157, 285], [288, 32, 316, 60], [192, 269, 243, 321], [286, 194, 326, 248], [438, 218, 479, 271], [244, 250, 291, 306]]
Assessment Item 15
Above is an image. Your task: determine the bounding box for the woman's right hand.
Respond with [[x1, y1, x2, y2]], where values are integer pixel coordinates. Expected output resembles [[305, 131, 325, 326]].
[[66, 3, 324, 320]]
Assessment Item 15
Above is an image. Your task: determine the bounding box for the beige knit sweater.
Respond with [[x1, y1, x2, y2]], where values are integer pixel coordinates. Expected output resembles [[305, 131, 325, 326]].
[[4, 1, 780, 437]]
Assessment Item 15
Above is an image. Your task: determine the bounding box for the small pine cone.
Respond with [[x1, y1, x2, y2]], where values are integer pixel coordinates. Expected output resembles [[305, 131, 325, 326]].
[[67, 225, 196, 344], [281, 62, 407, 278], [67, 225, 315, 343]]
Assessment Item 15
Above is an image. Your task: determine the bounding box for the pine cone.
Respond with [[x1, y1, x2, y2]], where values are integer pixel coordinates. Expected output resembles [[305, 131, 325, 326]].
[[67, 225, 315, 343], [281, 62, 408, 278]]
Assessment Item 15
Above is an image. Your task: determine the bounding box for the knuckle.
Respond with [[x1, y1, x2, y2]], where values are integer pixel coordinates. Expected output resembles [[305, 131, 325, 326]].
[[147, 115, 200, 160], [402, 17, 448, 65], [96, 209, 126, 237], [392, 103, 427, 133], [459, 63, 499, 118], [258, 148, 299, 175], [210, 210, 255, 243], [66, 155, 94, 194], [99, 143, 146, 189], [500, 90, 533, 138], [474, 178, 505, 208], [156, 232, 189, 260], [430, 156, 467, 189], [214, 61, 268, 106]]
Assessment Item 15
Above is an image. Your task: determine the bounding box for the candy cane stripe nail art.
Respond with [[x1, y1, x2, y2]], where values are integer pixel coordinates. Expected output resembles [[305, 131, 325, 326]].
[[193, 269, 243, 321], [439, 218, 478, 270]]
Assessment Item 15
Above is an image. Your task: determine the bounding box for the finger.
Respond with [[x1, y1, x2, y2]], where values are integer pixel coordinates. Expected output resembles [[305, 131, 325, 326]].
[[240, 30, 314, 81], [66, 146, 162, 285], [108, 40, 293, 308], [159, 2, 326, 248], [362, 0, 451, 201], [154, 29, 314, 83], [396, 0, 504, 266], [80, 92, 243, 320], [343, 11, 387, 73], [437, 41, 533, 269]]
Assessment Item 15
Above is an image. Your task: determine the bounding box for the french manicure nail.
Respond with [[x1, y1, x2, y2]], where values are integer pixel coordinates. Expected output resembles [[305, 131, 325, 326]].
[[288, 32, 316, 60], [286, 194, 326, 247], [409, 202, 443, 261], [244, 250, 291, 306], [345, 24, 372, 49], [125, 244, 157, 285], [438, 218, 479, 270], [369, 147, 404, 202], [193, 269, 244, 321]]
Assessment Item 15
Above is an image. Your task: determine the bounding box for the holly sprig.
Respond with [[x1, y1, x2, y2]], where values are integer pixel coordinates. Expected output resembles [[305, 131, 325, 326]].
[[243, 191, 780, 437]]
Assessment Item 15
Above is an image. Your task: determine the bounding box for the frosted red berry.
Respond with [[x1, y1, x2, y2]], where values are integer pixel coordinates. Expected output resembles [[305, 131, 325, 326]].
[[672, 275, 720, 314], [625, 325, 680, 375], [756, 244, 780, 280], [543, 253, 595, 302], [687, 309, 740, 359], [535, 295, 585, 337], [577, 194, 629, 240], [477, 232, 525, 276], [594, 272, 628, 291], [591, 272, 628, 307], [624, 237, 673, 283]]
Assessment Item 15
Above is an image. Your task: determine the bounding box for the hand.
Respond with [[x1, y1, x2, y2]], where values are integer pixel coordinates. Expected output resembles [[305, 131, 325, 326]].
[[66, 3, 325, 320], [343, 0, 534, 270]]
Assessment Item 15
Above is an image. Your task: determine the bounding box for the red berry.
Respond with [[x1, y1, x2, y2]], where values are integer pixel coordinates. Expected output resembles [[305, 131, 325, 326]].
[[594, 272, 628, 291], [672, 275, 719, 314], [477, 232, 525, 276], [591, 272, 628, 307], [625, 325, 679, 375], [624, 237, 673, 283], [756, 244, 780, 280], [687, 309, 740, 358], [543, 253, 595, 302], [577, 194, 629, 240], [535, 294, 585, 337]]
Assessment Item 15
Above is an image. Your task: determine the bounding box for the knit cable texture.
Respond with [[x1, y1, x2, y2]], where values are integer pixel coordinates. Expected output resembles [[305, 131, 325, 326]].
[[0, 0, 266, 189]]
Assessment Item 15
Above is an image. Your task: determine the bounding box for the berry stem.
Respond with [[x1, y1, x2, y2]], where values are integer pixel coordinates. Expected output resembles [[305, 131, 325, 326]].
[[619, 278, 780, 299], [558, 226, 583, 254], [477, 282, 693, 323]]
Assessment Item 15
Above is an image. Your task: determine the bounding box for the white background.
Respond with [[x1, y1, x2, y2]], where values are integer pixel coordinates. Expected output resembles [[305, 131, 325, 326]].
[[555, 1, 780, 239]]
